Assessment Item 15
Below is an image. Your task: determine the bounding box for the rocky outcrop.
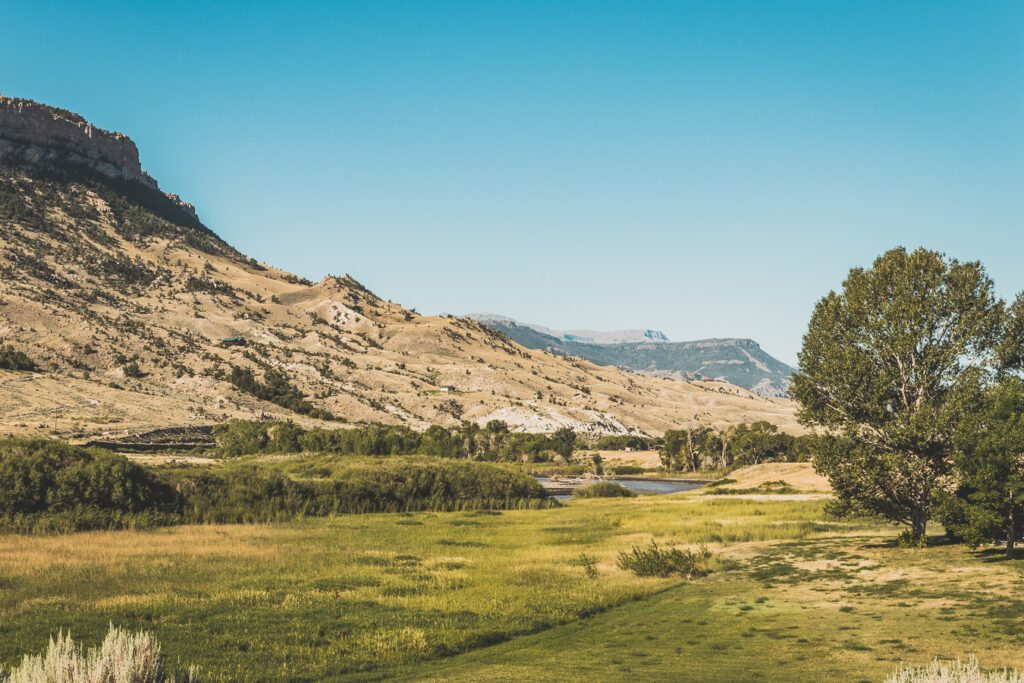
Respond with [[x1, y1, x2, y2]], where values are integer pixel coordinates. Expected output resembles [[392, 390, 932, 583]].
[[0, 96, 157, 188]]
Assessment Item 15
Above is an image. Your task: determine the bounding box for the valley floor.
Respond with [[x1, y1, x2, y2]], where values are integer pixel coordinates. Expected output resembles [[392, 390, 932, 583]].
[[1, 493, 1021, 681]]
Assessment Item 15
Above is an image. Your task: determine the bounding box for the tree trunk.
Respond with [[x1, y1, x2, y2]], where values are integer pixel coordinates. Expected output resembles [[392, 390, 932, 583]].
[[910, 511, 927, 544], [1008, 507, 1017, 559]]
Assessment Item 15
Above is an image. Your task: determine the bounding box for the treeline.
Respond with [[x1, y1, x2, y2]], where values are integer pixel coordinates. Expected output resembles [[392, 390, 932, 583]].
[[660, 421, 815, 472], [214, 419, 578, 461], [0, 438, 553, 533]]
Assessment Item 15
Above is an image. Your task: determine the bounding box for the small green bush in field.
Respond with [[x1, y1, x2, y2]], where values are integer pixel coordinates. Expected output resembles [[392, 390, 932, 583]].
[[617, 540, 714, 578], [574, 482, 636, 498], [612, 465, 646, 475]]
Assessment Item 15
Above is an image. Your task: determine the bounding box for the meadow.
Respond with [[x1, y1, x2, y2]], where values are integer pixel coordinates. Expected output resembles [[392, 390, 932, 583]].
[[4, 488, 1022, 681]]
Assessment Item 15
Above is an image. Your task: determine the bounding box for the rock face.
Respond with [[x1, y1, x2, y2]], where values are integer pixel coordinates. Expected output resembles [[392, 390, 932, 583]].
[[472, 314, 795, 397], [0, 96, 157, 188]]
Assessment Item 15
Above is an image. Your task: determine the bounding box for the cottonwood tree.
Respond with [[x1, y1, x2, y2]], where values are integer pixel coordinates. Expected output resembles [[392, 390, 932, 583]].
[[731, 421, 794, 466], [941, 378, 1024, 557], [792, 247, 1006, 543], [661, 428, 713, 471]]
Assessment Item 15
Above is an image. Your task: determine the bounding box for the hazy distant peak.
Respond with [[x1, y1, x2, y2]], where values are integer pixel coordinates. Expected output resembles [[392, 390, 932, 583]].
[[468, 313, 670, 345]]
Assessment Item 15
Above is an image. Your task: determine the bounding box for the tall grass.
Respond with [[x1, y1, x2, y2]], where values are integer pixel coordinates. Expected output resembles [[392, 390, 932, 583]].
[[1, 624, 198, 683], [887, 658, 1024, 683]]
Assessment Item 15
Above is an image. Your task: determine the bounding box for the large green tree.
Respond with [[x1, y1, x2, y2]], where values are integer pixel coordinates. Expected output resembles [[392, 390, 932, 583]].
[[792, 247, 1006, 543], [941, 378, 1024, 557]]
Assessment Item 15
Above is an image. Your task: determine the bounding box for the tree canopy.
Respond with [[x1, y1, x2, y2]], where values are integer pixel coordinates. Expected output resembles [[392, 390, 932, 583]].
[[793, 247, 1010, 542]]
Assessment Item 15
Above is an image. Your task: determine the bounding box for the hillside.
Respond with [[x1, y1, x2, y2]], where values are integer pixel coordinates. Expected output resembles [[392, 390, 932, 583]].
[[0, 96, 799, 439], [469, 314, 795, 397]]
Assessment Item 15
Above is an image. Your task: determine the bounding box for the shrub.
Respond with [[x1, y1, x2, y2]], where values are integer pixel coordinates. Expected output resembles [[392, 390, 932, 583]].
[[886, 657, 1024, 682], [612, 465, 646, 475], [0, 439, 180, 531], [617, 540, 714, 578], [228, 367, 333, 420], [174, 459, 556, 523], [573, 482, 636, 498], [2, 623, 199, 682], [706, 480, 797, 495], [570, 553, 600, 580], [0, 343, 36, 371]]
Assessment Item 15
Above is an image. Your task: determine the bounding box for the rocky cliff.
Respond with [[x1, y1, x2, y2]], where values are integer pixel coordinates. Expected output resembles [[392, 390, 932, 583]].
[[0, 96, 157, 187]]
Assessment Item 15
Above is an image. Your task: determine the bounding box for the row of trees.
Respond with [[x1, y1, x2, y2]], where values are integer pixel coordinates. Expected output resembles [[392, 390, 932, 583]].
[[795, 247, 1024, 553], [214, 419, 578, 461], [659, 421, 813, 471]]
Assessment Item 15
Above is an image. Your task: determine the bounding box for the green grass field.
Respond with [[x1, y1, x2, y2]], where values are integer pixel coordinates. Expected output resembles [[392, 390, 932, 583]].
[[1, 492, 1022, 681]]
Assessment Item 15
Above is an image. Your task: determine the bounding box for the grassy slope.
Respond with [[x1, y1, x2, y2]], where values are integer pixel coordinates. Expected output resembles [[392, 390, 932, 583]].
[[2, 494, 1022, 681]]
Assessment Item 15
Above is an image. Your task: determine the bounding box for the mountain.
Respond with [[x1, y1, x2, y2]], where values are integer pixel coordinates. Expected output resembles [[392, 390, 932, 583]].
[[0, 96, 800, 439], [469, 313, 670, 345], [469, 314, 795, 397]]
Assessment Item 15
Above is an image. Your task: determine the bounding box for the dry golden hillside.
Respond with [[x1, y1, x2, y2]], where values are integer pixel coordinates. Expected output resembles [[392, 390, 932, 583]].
[[0, 99, 799, 440]]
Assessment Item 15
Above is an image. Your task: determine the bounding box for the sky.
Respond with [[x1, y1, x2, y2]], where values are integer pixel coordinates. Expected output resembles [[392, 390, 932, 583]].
[[4, 1, 1023, 365]]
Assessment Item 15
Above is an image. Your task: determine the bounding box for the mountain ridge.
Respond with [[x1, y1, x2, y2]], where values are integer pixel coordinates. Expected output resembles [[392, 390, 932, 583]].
[[469, 314, 795, 397], [0, 97, 800, 438]]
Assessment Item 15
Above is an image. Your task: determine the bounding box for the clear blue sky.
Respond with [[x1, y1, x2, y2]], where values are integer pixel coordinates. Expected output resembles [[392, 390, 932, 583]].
[[5, 1, 1023, 365]]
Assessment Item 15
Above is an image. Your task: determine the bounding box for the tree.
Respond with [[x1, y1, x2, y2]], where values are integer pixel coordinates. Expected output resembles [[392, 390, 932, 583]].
[[792, 247, 1006, 543], [941, 378, 1024, 557], [731, 421, 792, 466], [661, 430, 686, 471], [663, 427, 720, 471]]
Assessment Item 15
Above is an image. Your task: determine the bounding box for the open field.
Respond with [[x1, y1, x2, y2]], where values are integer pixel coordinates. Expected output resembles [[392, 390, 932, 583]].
[[2, 489, 1023, 681]]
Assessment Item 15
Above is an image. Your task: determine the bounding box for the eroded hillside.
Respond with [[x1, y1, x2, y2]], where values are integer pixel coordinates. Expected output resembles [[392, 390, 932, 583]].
[[0, 97, 799, 439]]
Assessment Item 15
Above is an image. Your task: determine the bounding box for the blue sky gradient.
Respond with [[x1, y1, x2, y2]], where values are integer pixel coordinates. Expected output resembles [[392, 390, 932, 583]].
[[5, 1, 1023, 364]]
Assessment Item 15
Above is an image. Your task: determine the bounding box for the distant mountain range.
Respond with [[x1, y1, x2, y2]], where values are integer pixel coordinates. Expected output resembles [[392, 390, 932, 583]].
[[470, 314, 670, 345], [469, 314, 795, 397]]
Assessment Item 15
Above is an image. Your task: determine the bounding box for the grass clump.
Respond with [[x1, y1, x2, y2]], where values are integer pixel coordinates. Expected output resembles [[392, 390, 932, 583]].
[[573, 482, 637, 498], [617, 540, 714, 578], [886, 657, 1024, 682], [707, 480, 798, 495], [1, 623, 198, 682]]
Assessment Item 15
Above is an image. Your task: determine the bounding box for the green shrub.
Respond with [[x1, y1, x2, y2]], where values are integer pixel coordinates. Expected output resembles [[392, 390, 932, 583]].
[[228, 367, 334, 420], [706, 480, 797, 495], [173, 458, 556, 523], [573, 482, 637, 498], [0, 343, 36, 372], [0, 439, 179, 531], [617, 540, 714, 578], [612, 465, 646, 475]]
